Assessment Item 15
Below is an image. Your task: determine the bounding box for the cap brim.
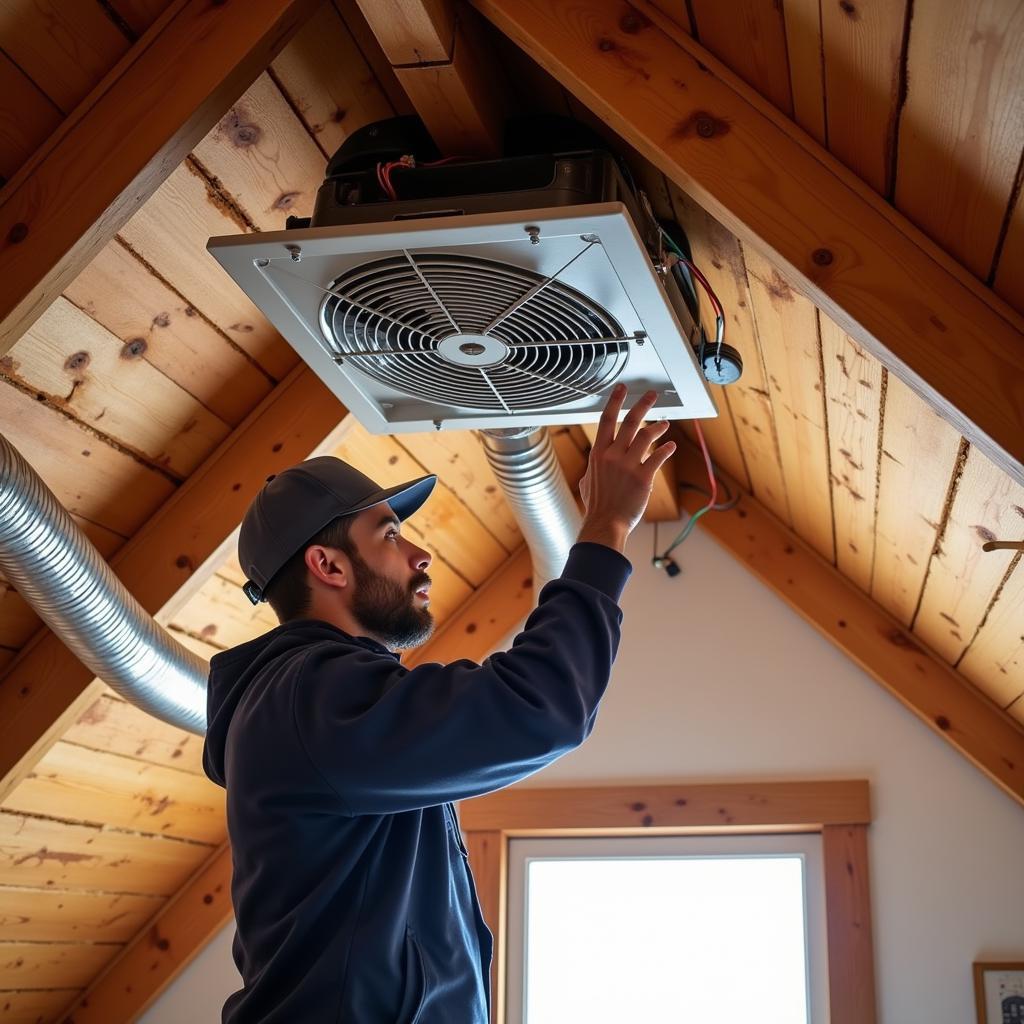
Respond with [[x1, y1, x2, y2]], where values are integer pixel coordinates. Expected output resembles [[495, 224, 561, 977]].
[[351, 473, 437, 522]]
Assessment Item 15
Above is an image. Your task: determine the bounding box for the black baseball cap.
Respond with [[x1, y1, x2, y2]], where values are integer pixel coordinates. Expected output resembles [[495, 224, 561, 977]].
[[238, 456, 436, 605]]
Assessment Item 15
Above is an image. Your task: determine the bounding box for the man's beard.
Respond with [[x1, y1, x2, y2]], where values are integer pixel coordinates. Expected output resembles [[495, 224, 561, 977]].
[[348, 549, 435, 650]]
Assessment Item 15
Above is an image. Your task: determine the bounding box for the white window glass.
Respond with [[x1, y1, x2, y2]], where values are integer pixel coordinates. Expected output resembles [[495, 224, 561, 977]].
[[506, 834, 828, 1024]]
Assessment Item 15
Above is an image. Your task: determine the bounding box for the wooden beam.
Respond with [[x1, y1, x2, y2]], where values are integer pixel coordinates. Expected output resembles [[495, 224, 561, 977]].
[[468, 0, 1024, 487], [355, 0, 502, 156], [0, 366, 346, 803], [674, 443, 1024, 808], [0, 0, 322, 350], [58, 843, 234, 1024], [460, 779, 871, 832]]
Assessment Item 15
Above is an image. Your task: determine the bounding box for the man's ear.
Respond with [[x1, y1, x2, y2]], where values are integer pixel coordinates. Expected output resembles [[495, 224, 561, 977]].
[[304, 545, 349, 591]]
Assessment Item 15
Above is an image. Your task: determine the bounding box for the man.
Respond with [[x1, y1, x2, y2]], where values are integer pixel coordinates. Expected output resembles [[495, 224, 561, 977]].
[[203, 384, 675, 1022]]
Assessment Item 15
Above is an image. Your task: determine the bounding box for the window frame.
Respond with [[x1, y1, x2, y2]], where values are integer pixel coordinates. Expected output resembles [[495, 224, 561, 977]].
[[459, 779, 875, 1024]]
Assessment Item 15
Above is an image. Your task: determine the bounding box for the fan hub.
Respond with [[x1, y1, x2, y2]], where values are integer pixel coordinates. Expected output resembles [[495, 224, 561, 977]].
[[436, 333, 509, 368]]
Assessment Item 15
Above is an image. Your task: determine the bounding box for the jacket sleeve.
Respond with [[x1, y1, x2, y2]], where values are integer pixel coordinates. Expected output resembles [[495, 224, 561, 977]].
[[290, 542, 632, 815]]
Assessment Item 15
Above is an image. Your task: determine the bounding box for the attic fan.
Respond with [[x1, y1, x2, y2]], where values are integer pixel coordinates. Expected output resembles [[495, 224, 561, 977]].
[[208, 117, 735, 435]]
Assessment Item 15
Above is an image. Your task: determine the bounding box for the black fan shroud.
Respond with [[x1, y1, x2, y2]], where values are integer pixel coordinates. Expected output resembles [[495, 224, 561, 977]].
[[318, 253, 630, 413]]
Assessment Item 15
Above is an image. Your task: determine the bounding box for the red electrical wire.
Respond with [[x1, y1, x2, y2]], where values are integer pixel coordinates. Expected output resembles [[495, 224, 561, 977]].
[[693, 418, 718, 511]]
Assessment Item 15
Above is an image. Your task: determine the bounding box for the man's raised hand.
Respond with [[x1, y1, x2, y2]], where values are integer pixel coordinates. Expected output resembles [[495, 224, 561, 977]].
[[577, 384, 676, 554]]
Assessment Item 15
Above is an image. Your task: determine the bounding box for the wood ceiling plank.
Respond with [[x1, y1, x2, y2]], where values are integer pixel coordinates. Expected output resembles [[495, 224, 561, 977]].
[[0, 0, 321, 351], [63, 239, 274, 428], [106, 0, 176, 38], [10, 297, 231, 479], [397, 432, 522, 552], [393, 10, 504, 157], [352, 0, 454, 64], [893, 0, 1024, 279], [0, 52, 62, 186], [959, 560, 1024, 710], [0, 939, 120, 990], [0, 366, 345, 806], [63, 695, 206, 776], [170, 574, 280, 652], [820, 0, 907, 197], [0, 812, 214, 896], [58, 842, 232, 1024], [821, 315, 883, 593], [993, 186, 1024, 316], [674, 443, 1024, 807], [0, 384, 176, 538], [0, 886, 160, 943], [0, 0, 130, 113], [271, 1, 397, 158], [670, 189, 786, 514], [870, 375, 962, 626], [913, 448, 1024, 664], [192, 72, 326, 228], [688, 0, 793, 116], [2, 743, 226, 845], [117, 163, 297, 381], [743, 246, 833, 560], [335, 423, 509, 586], [550, 425, 590, 493], [0, 987, 81, 1024], [468, 0, 1024, 485], [405, 545, 533, 669], [783, 0, 826, 146]]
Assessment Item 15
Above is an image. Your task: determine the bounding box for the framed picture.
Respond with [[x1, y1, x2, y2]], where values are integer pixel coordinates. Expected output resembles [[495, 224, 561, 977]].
[[975, 962, 1024, 1023]]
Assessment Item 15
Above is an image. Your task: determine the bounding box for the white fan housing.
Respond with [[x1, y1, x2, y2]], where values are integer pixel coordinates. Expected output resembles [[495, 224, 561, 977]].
[[208, 204, 718, 434]]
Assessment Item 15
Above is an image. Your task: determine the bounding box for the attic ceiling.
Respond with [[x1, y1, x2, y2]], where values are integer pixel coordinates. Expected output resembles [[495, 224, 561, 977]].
[[0, 0, 1022, 1020]]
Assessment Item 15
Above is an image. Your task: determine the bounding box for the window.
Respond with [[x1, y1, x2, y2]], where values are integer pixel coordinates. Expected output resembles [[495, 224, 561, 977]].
[[506, 834, 828, 1024], [459, 780, 875, 1024]]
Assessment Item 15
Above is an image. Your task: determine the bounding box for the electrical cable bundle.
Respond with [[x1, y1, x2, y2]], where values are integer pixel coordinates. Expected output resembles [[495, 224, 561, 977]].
[[375, 155, 463, 200]]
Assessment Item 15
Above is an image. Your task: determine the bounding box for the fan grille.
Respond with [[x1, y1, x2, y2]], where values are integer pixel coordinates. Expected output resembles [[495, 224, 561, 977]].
[[318, 253, 629, 412]]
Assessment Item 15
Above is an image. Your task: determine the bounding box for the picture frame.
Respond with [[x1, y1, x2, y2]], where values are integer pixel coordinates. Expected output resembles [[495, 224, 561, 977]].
[[974, 962, 1024, 1023]]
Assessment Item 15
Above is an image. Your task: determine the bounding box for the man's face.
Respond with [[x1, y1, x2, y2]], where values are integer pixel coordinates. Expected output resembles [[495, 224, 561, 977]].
[[344, 504, 434, 649]]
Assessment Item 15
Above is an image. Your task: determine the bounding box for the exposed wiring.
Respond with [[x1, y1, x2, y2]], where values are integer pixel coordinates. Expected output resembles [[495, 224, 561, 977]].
[[375, 155, 465, 201], [659, 226, 726, 370]]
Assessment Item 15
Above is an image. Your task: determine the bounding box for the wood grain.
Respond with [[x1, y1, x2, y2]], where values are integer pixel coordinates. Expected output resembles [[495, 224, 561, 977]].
[[465, 830, 505, 1024], [0, 812, 214, 896], [0, 0, 130, 113], [0, 940, 120, 992], [913, 447, 1024, 664], [0, 0, 321, 350], [63, 238, 274, 428], [782, 0, 826, 145], [352, 0, 455, 64], [0, 53, 62, 185], [821, 315, 883, 592], [0, 987, 81, 1023], [959, 560, 1024, 710], [58, 843, 233, 1024], [822, 824, 877, 1024], [461, 780, 872, 832], [117, 163, 297, 380], [675, 443, 1024, 806], [10, 297, 230, 478], [744, 246, 833, 560], [994, 183, 1024, 315], [0, 887, 160, 942], [2, 743, 226, 844], [871, 375, 962, 626], [467, 0, 1024, 485], [893, 0, 1024, 278], [820, 0, 907, 196], [272, 1, 396, 158]]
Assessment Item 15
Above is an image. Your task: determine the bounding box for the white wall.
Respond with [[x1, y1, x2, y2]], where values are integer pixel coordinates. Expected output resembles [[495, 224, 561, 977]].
[[142, 524, 1024, 1024]]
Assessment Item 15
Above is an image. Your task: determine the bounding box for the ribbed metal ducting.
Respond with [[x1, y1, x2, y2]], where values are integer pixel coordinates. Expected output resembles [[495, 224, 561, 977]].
[[480, 426, 583, 588], [0, 433, 208, 735]]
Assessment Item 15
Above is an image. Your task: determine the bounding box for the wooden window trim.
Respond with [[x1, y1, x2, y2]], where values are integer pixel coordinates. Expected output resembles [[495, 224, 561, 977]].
[[461, 780, 876, 1024]]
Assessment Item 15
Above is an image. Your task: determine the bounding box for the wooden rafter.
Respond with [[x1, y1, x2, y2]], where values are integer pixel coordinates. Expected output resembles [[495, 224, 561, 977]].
[[0, 367, 346, 803], [467, 0, 1024, 488], [0, 0, 322, 349]]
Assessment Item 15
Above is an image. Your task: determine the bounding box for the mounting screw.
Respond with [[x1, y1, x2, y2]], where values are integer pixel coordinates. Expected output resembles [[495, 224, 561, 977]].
[[286, 244, 302, 263], [433, 419, 443, 431], [654, 261, 669, 275], [580, 233, 600, 243], [525, 225, 541, 245], [255, 258, 270, 268], [633, 331, 647, 346]]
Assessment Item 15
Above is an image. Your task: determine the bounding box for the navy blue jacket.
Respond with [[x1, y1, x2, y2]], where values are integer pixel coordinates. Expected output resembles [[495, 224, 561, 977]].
[[202, 541, 632, 1023]]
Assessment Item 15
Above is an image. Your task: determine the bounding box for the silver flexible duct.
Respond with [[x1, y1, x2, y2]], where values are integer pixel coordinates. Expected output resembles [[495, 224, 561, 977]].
[[0, 434, 208, 735], [480, 427, 583, 589]]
